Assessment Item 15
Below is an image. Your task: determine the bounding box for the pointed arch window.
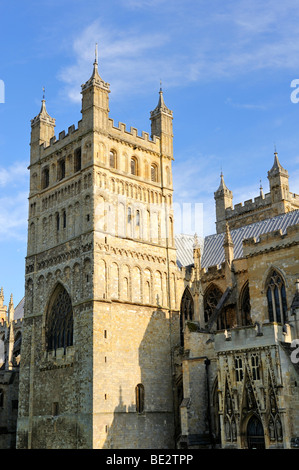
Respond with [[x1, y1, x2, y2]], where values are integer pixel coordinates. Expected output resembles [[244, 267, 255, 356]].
[[204, 284, 223, 329], [57, 159, 65, 181], [136, 383, 145, 413], [266, 270, 287, 324], [240, 282, 251, 326], [180, 287, 194, 346], [235, 356, 243, 382], [46, 284, 73, 354], [251, 354, 260, 381], [41, 167, 50, 189], [74, 147, 81, 172]]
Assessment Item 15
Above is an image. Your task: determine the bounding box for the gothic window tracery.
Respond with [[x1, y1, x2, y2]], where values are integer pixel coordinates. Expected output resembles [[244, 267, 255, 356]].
[[224, 380, 237, 442], [180, 287, 194, 346], [251, 354, 260, 381], [46, 284, 73, 354], [240, 282, 252, 326], [268, 376, 283, 443], [235, 356, 243, 382], [204, 284, 223, 329], [266, 270, 287, 324]]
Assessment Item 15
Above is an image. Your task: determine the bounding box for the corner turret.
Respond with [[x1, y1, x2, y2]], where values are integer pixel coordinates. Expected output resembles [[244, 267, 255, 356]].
[[8, 294, 14, 322], [81, 44, 110, 132], [30, 90, 55, 166], [214, 173, 233, 234], [150, 85, 173, 158], [0, 287, 7, 322], [268, 151, 289, 204]]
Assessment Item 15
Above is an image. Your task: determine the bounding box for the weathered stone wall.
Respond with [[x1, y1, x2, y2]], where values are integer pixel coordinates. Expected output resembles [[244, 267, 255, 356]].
[[17, 61, 179, 449]]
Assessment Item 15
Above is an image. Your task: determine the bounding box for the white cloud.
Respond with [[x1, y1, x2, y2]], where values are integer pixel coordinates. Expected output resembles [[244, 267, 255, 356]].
[[58, 19, 171, 102], [225, 97, 266, 111], [0, 162, 27, 187], [57, 1, 299, 105]]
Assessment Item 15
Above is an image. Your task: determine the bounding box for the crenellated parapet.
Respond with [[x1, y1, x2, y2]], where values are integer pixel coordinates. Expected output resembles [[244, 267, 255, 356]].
[[0, 317, 23, 330], [40, 121, 83, 152], [226, 192, 272, 217], [201, 263, 226, 280], [215, 153, 299, 234], [108, 118, 161, 150]]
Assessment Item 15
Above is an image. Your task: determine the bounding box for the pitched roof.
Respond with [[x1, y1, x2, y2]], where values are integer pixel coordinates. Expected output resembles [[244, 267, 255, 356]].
[[175, 234, 203, 268], [201, 210, 299, 268], [175, 210, 299, 269], [14, 297, 24, 320]]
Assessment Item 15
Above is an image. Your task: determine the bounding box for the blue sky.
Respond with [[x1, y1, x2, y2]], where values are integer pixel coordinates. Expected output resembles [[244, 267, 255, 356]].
[[0, 0, 299, 305]]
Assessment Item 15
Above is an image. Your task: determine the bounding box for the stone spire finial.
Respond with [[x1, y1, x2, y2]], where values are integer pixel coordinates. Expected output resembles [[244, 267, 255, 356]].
[[215, 171, 231, 194], [268, 148, 287, 176], [0, 287, 4, 307], [81, 43, 110, 92], [94, 42, 98, 66], [31, 87, 55, 127], [223, 222, 233, 247], [151, 83, 172, 117], [260, 178, 264, 198], [193, 233, 201, 277], [8, 294, 14, 322], [223, 222, 234, 265]]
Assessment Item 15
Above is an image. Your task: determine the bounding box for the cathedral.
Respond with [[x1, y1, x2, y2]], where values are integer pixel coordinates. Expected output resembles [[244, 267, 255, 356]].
[[0, 53, 298, 449]]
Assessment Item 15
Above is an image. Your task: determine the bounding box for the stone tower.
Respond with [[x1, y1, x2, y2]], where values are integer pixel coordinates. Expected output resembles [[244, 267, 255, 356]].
[[214, 173, 233, 234], [16, 53, 179, 449], [214, 152, 299, 233], [268, 151, 290, 209]]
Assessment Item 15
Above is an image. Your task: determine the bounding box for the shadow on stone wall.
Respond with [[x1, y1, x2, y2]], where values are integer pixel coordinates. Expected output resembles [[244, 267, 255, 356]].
[[102, 307, 179, 449]]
